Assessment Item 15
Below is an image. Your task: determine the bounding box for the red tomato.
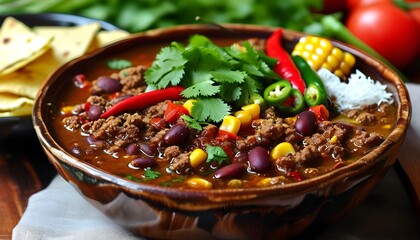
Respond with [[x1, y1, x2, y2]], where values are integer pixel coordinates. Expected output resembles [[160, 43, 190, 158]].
[[406, 0, 420, 29], [346, 0, 391, 12], [346, 3, 420, 69]]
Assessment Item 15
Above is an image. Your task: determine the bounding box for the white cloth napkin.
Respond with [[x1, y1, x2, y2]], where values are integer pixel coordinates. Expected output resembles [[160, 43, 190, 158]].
[[13, 84, 420, 240]]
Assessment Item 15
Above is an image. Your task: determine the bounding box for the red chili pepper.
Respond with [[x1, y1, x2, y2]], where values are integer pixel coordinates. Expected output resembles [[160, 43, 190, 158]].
[[266, 28, 306, 94], [100, 86, 185, 118], [288, 171, 303, 181], [164, 101, 189, 124]]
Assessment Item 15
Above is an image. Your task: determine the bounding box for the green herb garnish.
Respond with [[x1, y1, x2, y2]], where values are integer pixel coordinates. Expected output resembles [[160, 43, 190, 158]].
[[145, 35, 279, 123], [205, 146, 229, 165], [107, 59, 133, 70], [142, 169, 161, 181], [181, 114, 206, 131], [161, 176, 186, 187]]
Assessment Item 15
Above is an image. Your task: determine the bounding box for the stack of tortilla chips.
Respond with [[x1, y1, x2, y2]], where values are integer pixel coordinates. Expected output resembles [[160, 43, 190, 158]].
[[0, 17, 129, 117]]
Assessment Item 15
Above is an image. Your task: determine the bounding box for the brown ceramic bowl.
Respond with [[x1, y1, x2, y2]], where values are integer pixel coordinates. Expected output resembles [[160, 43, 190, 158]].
[[33, 24, 410, 240]]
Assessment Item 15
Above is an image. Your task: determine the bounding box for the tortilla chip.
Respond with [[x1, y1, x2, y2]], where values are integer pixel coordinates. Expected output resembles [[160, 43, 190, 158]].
[[0, 92, 33, 117], [0, 92, 34, 111], [0, 103, 33, 117], [34, 22, 101, 64], [0, 49, 61, 99], [88, 30, 130, 51], [0, 17, 52, 76]]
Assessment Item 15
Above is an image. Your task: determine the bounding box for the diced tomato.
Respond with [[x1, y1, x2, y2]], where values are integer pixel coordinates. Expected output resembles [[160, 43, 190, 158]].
[[164, 101, 189, 123], [309, 105, 329, 121], [149, 117, 167, 129], [216, 130, 239, 141]]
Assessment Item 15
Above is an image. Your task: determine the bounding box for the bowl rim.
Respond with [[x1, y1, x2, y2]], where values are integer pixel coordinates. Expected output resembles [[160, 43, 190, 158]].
[[33, 23, 411, 202]]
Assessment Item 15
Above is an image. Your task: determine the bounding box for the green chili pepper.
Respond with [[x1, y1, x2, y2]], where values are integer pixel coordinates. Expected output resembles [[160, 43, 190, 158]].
[[292, 55, 327, 107], [263, 80, 292, 106], [248, 93, 267, 111], [304, 83, 326, 107], [277, 88, 305, 116]]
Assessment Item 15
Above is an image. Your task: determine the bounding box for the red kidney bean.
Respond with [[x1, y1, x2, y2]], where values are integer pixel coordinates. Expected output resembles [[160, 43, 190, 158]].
[[131, 157, 157, 168], [139, 143, 157, 156], [87, 134, 105, 148], [96, 76, 122, 93], [335, 122, 353, 133], [214, 163, 245, 179], [248, 146, 271, 173], [87, 104, 103, 121], [126, 143, 140, 155], [295, 111, 317, 136], [164, 124, 190, 146], [233, 151, 248, 164]]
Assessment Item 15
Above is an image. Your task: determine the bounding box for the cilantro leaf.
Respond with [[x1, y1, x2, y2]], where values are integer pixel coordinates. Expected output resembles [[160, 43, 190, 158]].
[[107, 59, 133, 70], [220, 83, 242, 103], [210, 69, 246, 84], [181, 114, 205, 131], [144, 46, 187, 88], [161, 176, 186, 187], [143, 169, 161, 181], [181, 80, 219, 98], [205, 146, 229, 165], [191, 98, 230, 122]]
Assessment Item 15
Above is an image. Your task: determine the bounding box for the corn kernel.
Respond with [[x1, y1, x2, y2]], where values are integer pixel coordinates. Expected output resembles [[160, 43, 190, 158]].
[[60, 105, 74, 115], [219, 115, 241, 135], [270, 142, 296, 160], [227, 179, 243, 188], [382, 124, 392, 130], [189, 148, 208, 168], [329, 136, 338, 144], [235, 110, 252, 127], [186, 177, 213, 189], [334, 70, 344, 79], [257, 178, 272, 187], [292, 36, 355, 78], [183, 99, 196, 115], [241, 104, 260, 119]]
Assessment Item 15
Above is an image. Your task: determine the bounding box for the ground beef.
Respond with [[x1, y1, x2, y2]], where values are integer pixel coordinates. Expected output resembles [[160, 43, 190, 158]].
[[350, 129, 385, 152], [118, 65, 147, 92], [86, 95, 108, 108], [253, 118, 284, 142], [356, 112, 377, 125], [261, 106, 278, 119], [164, 146, 182, 161], [149, 128, 169, 147], [142, 101, 167, 123], [168, 152, 191, 174], [79, 113, 144, 152], [62, 116, 81, 131]]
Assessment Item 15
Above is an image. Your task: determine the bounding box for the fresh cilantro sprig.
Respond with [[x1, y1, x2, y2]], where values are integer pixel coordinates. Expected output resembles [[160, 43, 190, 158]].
[[205, 146, 229, 165], [145, 35, 279, 122]]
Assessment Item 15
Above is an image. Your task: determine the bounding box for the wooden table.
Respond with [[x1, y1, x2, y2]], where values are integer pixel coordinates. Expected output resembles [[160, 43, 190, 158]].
[[1, 65, 419, 239]]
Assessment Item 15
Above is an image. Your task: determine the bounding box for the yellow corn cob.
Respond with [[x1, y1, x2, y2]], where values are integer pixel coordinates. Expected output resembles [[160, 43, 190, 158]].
[[292, 36, 356, 78]]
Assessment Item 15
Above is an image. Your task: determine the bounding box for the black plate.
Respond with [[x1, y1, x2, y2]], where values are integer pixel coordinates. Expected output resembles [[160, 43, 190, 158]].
[[0, 13, 122, 140]]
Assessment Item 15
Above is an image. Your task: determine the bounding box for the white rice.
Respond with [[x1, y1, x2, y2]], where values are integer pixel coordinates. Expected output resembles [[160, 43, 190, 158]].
[[317, 68, 394, 110]]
